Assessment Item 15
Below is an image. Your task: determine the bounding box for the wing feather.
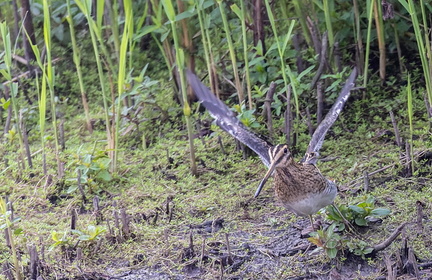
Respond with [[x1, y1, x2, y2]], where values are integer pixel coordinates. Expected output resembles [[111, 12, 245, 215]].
[[187, 70, 272, 167], [304, 68, 358, 161]]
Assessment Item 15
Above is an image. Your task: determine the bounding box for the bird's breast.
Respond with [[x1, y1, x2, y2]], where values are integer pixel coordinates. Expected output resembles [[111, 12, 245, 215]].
[[273, 164, 337, 216]]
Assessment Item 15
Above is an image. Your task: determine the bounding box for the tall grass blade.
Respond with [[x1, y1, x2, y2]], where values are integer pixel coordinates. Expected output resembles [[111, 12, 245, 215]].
[[24, 33, 48, 173], [399, 0, 432, 117], [353, 0, 364, 73], [66, 0, 93, 133], [292, 0, 312, 46], [363, 0, 375, 87], [323, 0, 334, 47], [1, 23, 27, 171], [75, 0, 114, 165], [114, 0, 133, 172], [264, 0, 298, 116], [231, 2, 253, 109], [217, 0, 244, 103], [373, 0, 386, 81], [406, 74, 414, 174], [42, 0, 62, 175], [107, 0, 120, 60], [195, 0, 213, 90], [161, 0, 197, 175]]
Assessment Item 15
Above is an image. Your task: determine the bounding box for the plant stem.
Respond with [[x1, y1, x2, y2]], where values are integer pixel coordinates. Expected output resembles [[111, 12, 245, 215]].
[[363, 0, 375, 88], [66, 0, 93, 134], [162, 0, 197, 175], [217, 0, 244, 104]]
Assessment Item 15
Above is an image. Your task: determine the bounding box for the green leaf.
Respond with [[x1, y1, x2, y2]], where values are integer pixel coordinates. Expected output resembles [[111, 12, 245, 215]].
[[398, 0, 409, 12], [97, 170, 112, 181], [0, 69, 11, 80], [66, 185, 78, 194], [355, 217, 367, 226], [51, 231, 62, 242], [349, 205, 366, 215], [230, 4, 242, 19], [95, 158, 111, 170], [71, 229, 83, 236], [370, 208, 390, 217], [0, 98, 11, 109], [202, 0, 215, 9], [365, 196, 375, 205], [134, 25, 160, 41], [297, 65, 315, 80], [174, 10, 194, 21], [327, 247, 338, 258], [161, 0, 176, 22], [326, 240, 337, 249], [78, 234, 91, 241], [364, 247, 374, 255], [307, 236, 323, 247]]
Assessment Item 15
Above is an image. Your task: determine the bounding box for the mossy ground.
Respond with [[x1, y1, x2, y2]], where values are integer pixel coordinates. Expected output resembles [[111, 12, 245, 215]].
[[1, 82, 431, 279]]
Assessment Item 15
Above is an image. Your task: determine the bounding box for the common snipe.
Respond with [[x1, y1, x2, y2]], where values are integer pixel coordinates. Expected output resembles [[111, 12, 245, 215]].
[[187, 69, 357, 227]]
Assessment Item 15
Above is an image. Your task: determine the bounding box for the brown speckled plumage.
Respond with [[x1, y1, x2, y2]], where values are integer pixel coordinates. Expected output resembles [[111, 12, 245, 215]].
[[268, 145, 337, 218]]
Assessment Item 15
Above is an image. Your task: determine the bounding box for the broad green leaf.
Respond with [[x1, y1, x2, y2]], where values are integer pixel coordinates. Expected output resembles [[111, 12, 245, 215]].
[[161, 0, 176, 22], [97, 170, 112, 181], [307, 236, 323, 247], [326, 240, 337, 249], [230, 4, 242, 19], [0, 69, 11, 80], [134, 25, 160, 41], [364, 247, 374, 255], [175, 10, 195, 22], [66, 185, 78, 194], [355, 217, 367, 226], [370, 208, 390, 217], [0, 98, 10, 110], [327, 248, 337, 258], [349, 205, 366, 215], [78, 234, 91, 241]]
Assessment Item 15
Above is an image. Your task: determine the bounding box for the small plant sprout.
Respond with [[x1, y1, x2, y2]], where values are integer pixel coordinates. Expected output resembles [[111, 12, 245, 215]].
[[347, 239, 374, 259], [308, 223, 342, 259], [49, 230, 71, 251], [50, 225, 106, 252], [67, 144, 113, 194], [72, 225, 106, 242], [234, 103, 261, 128]]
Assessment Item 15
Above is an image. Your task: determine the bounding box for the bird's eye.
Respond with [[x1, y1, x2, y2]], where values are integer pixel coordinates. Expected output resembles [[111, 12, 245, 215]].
[[283, 148, 288, 154]]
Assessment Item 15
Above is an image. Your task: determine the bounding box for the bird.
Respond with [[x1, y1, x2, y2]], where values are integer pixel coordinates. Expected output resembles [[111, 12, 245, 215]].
[[254, 144, 337, 228], [187, 68, 357, 228]]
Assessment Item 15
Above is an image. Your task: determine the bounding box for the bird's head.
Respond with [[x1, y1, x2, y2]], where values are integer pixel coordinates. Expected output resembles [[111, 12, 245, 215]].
[[254, 144, 292, 198]]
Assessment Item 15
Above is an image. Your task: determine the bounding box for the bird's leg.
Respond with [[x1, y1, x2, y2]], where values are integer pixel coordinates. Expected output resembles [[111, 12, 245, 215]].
[[308, 215, 322, 231], [309, 215, 315, 229], [301, 215, 320, 237]]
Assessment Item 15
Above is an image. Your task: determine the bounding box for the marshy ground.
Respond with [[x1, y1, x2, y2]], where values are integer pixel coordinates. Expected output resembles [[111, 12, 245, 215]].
[[3, 102, 431, 279]]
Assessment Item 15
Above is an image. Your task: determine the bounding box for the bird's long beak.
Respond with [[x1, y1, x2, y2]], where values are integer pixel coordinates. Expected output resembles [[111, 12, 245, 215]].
[[254, 159, 278, 198]]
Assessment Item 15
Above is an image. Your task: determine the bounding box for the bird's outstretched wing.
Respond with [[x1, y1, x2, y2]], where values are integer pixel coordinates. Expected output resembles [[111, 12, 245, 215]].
[[304, 68, 358, 162], [187, 70, 272, 167]]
